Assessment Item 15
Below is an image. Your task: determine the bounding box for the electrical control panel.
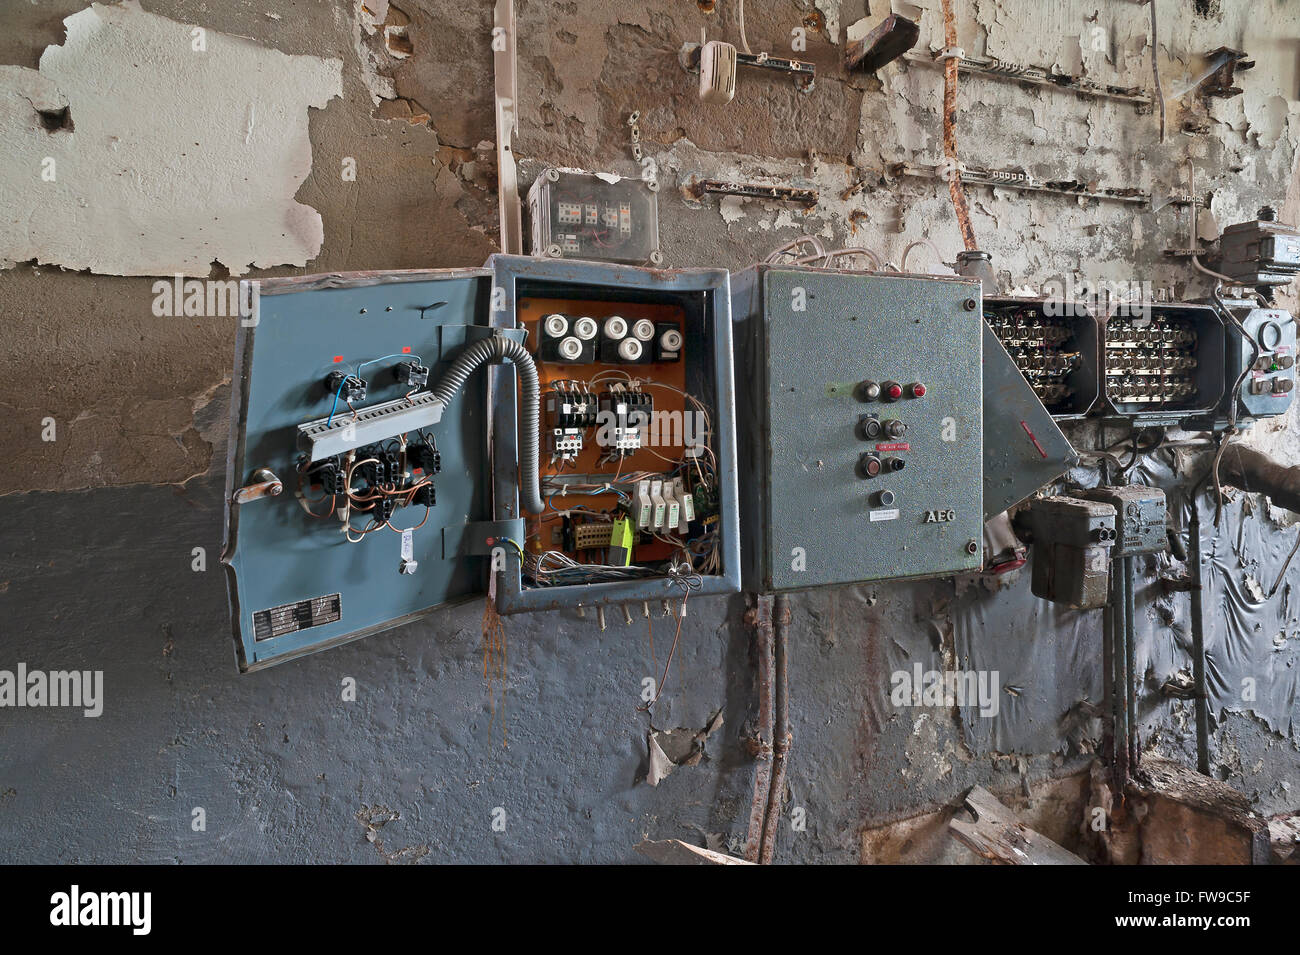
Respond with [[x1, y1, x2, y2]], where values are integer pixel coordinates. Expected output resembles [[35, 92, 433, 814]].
[[527, 167, 662, 266], [488, 254, 740, 615], [1221, 302, 1296, 420], [984, 297, 1099, 418], [731, 265, 985, 592], [1102, 303, 1225, 422], [223, 260, 740, 671]]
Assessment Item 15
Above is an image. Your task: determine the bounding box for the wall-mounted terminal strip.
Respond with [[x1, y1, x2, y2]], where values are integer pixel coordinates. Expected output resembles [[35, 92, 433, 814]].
[[984, 298, 1099, 418], [1102, 304, 1225, 421]]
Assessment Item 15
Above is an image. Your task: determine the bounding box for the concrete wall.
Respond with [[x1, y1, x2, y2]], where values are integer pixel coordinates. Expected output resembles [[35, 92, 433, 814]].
[[1, 0, 1299, 863]]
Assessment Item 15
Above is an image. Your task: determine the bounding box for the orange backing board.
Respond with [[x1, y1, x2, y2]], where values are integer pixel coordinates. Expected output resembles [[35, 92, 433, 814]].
[[518, 295, 689, 561]]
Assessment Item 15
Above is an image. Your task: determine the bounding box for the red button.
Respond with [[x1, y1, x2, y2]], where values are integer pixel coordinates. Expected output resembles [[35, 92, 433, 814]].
[[911, 383, 926, 398], [886, 384, 903, 400]]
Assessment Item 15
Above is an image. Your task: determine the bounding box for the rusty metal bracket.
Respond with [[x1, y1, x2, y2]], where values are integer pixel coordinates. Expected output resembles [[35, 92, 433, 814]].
[[1198, 47, 1254, 99], [903, 48, 1154, 112], [690, 177, 818, 206], [892, 160, 1200, 209], [845, 14, 920, 73]]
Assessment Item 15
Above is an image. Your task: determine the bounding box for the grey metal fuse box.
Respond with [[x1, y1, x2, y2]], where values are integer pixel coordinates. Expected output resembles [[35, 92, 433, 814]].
[[1212, 215, 1300, 288], [731, 265, 985, 592], [1028, 496, 1117, 609]]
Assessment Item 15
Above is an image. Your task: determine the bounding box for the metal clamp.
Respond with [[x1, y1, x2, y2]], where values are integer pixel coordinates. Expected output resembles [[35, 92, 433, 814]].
[[233, 468, 283, 504]]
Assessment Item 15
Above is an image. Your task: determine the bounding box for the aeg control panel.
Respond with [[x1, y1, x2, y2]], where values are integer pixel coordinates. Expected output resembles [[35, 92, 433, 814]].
[[731, 266, 984, 591]]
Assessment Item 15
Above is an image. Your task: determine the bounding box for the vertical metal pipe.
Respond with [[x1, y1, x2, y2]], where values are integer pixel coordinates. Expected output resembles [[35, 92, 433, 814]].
[[760, 594, 791, 865], [1188, 493, 1211, 774], [744, 595, 775, 863], [1102, 588, 1116, 768], [1123, 556, 1138, 775], [1110, 558, 1130, 787]]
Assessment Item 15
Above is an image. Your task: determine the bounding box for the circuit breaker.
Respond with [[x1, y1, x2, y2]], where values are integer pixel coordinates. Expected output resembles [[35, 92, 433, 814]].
[[1220, 301, 1296, 421], [527, 168, 662, 266], [222, 260, 740, 671], [731, 265, 985, 591]]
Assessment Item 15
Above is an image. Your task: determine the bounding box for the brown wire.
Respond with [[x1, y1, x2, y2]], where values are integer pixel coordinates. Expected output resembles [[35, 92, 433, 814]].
[[940, 0, 978, 251]]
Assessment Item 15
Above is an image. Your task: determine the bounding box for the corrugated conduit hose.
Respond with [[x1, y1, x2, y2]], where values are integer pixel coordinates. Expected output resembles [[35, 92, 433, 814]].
[[429, 334, 544, 515]]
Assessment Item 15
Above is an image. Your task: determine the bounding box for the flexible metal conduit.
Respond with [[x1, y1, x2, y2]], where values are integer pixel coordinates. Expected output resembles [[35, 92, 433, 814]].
[[430, 334, 545, 515]]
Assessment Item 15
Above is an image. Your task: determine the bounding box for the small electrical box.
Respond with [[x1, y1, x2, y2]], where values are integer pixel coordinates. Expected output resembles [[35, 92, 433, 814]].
[[1027, 496, 1117, 609], [1211, 214, 1300, 288], [1102, 303, 1225, 422], [732, 265, 985, 592], [1221, 302, 1296, 421], [527, 167, 662, 266], [1082, 485, 1167, 558]]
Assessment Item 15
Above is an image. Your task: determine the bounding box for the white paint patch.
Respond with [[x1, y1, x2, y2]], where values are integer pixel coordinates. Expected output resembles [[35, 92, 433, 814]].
[[0, 1, 342, 276]]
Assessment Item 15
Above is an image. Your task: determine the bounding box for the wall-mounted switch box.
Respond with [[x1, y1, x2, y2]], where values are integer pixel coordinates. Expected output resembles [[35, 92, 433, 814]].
[[731, 265, 985, 591]]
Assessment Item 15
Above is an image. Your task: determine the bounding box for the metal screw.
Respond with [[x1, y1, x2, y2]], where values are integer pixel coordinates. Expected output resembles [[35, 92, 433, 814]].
[[963, 298, 977, 311], [966, 539, 979, 555]]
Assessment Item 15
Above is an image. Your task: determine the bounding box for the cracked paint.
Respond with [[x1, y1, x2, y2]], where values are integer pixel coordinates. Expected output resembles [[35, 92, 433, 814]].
[[0, 1, 342, 276]]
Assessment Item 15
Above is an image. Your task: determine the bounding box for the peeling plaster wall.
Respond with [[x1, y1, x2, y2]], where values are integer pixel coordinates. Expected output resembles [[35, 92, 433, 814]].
[[0, 1, 343, 276], [2, 0, 1300, 864]]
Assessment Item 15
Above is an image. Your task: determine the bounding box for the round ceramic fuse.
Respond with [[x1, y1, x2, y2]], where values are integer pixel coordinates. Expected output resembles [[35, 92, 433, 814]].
[[573, 316, 598, 340], [659, 328, 684, 352], [618, 338, 643, 362], [557, 336, 583, 361], [543, 313, 569, 338], [603, 316, 628, 339], [631, 319, 655, 341]]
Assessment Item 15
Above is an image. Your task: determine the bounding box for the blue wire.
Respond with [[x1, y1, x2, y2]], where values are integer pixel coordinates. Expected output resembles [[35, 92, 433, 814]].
[[325, 353, 425, 427], [325, 374, 348, 426]]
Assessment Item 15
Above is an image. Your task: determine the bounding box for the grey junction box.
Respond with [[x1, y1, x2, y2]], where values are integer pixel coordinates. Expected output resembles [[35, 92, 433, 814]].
[[1028, 496, 1118, 609], [731, 265, 985, 592]]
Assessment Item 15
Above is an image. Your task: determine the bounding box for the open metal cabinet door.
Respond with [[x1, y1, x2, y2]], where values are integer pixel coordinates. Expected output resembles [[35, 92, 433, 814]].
[[221, 269, 516, 672], [981, 322, 1078, 519]]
